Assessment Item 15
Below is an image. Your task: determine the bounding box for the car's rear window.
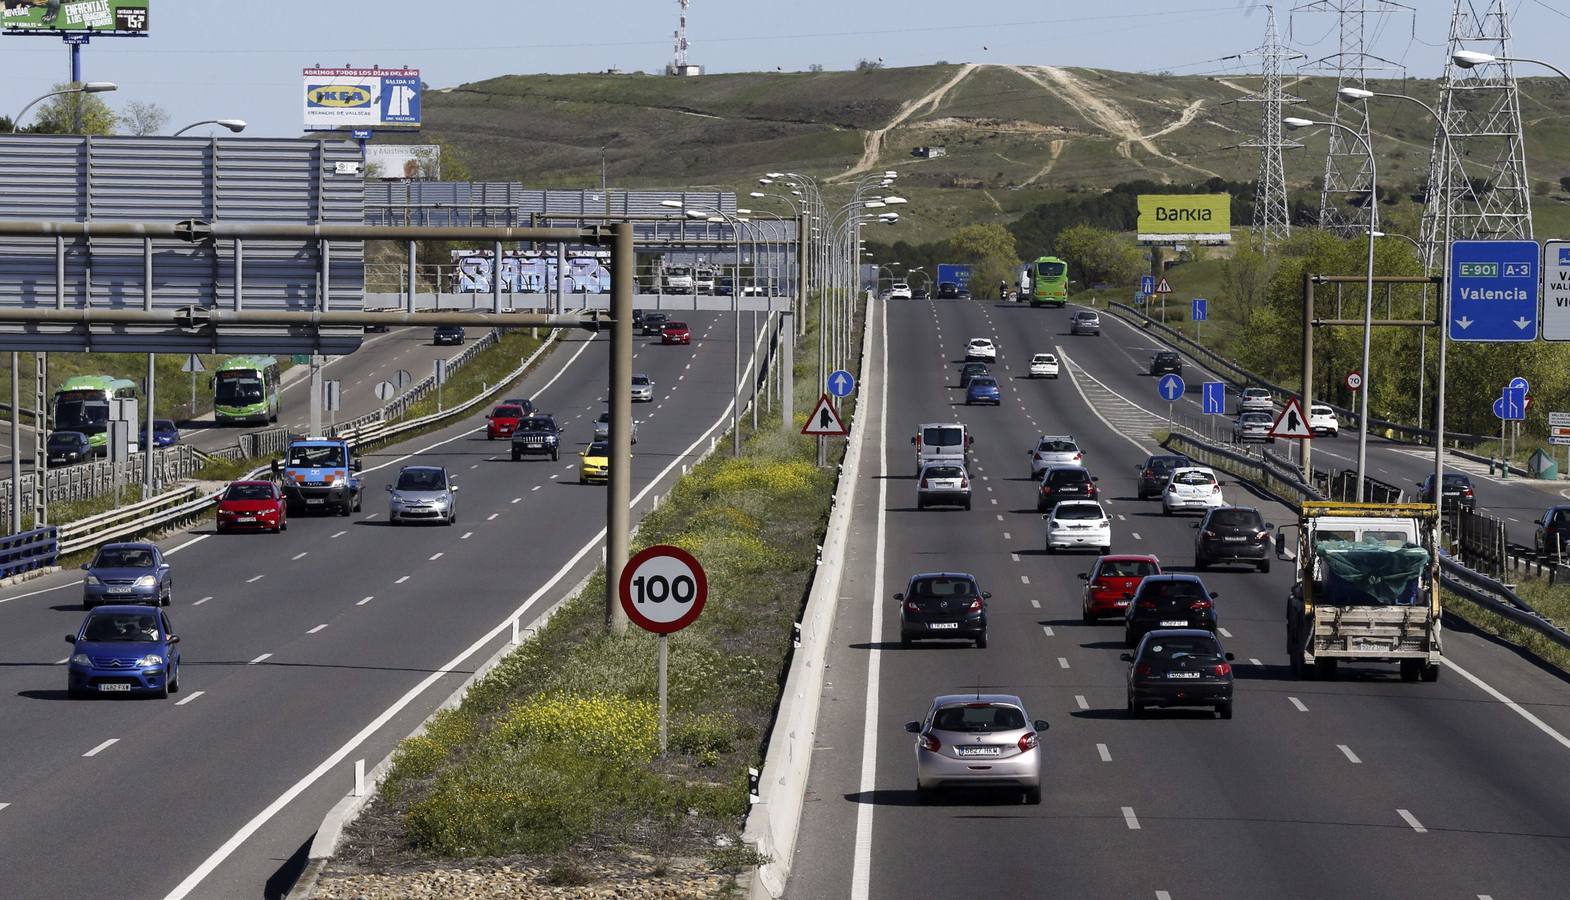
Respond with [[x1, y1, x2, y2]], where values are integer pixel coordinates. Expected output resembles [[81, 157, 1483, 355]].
[[1209, 509, 1262, 528], [665, 322, 687, 329], [1140, 580, 1207, 602], [1173, 470, 1215, 486], [396, 469, 446, 491], [970, 377, 997, 387], [924, 466, 964, 479], [632, 376, 650, 386], [1142, 637, 1223, 661], [1241, 414, 1271, 424], [908, 577, 979, 599], [1146, 456, 1187, 472], [1098, 559, 1159, 578], [1443, 474, 1471, 486], [1033, 354, 1056, 363], [1038, 439, 1077, 453], [922, 427, 963, 447], [520, 418, 555, 430], [933, 704, 1026, 733], [1156, 352, 1179, 360], [1312, 405, 1333, 415], [493, 406, 522, 417], [1054, 504, 1103, 520], [1047, 469, 1090, 485], [225, 484, 273, 501]]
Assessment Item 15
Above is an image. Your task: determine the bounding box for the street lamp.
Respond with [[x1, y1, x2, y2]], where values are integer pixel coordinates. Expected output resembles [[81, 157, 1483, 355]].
[[1452, 49, 1570, 83], [1286, 114, 1379, 500], [171, 118, 246, 136], [10, 81, 117, 132]]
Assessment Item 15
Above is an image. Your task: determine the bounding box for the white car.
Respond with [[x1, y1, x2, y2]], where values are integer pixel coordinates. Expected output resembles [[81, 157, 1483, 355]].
[[1028, 353, 1060, 379], [1309, 403, 1339, 436], [593, 411, 638, 444], [916, 462, 972, 510], [631, 374, 654, 402], [965, 338, 997, 362], [889, 282, 913, 300], [1239, 387, 1274, 414], [1044, 500, 1111, 554], [1028, 435, 1082, 479], [1162, 466, 1225, 515]]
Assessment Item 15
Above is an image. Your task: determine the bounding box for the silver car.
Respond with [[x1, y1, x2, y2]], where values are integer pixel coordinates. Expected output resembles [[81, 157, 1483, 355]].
[[386, 465, 457, 526], [1069, 310, 1101, 335], [1232, 412, 1274, 443], [917, 462, 971, 510], [1238, 387, 1274, 414], [1028, 435, 1082, 479], [630, 374, 654, 402], [593, 411, 639, 444], [905, 693, 1049, 804]]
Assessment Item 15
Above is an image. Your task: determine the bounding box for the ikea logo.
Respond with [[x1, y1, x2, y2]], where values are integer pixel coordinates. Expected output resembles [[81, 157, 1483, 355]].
[[307, 85, 372, 108]]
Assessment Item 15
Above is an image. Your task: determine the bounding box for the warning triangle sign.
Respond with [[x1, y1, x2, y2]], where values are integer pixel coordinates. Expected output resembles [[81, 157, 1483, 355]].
[[801, 393, 848, 436], [1153, 277, 1173, 294], [1269, 397, 1313, 439]]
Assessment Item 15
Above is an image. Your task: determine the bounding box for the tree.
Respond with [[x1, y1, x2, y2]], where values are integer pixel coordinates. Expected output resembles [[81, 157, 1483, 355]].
[[946, 224, 1017, 291], [856, 58, 884, 72], [1053, 224, 1142, 289], [28, 83, 116, 135], [117, 100, 168, 136], [808, 63, 824, 73]]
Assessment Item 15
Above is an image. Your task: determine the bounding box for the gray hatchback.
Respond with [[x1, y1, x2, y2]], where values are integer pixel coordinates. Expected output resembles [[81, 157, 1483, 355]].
[[387, 465, 457, 526], [905, 694, 1049, 804]]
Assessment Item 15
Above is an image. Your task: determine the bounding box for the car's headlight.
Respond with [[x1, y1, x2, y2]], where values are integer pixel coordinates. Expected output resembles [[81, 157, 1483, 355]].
[[85, 575, 101, 586], [389, 493, 405, 504], [133, 575, 156, 588], [134, 654, 164, 667], [70, 653, 92, 667]]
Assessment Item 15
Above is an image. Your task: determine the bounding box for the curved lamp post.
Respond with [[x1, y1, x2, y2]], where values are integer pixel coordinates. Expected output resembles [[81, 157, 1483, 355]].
[[10, 82, 117, 132], [172, 118, 246, 137]]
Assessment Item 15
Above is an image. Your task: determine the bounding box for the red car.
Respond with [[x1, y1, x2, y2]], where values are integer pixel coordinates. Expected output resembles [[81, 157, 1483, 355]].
[[661, 321, 691, 345], [216, 480, 287, 534], [1079, 554, 1161, 622], [486, 404, 526, 440]]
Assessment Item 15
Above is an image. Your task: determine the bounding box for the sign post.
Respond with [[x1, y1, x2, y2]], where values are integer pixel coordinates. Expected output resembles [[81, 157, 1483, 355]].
[[1157, 373, 1185, 431], [1153, 277, 1173, 324], [433, 359, 447, 412], [1191, 297, 1207, 345], [619, 545, 709, 754], [1449, 240, 1539, 342], [1541, 241, 1570, 341], [181, 353, 205, 418]]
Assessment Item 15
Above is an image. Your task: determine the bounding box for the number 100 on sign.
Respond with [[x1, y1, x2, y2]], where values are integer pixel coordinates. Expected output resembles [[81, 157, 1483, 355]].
[[619, 544, 709, 634]]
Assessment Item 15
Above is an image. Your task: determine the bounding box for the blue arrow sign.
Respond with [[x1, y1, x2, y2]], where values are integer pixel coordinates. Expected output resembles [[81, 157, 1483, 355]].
[[1157, 373, 1186, 402], [1495, 385, 1527, 421], [1202, 381, 1225, 415], [1450, 240, 1540, 342], [827, 369, 855, 398], [1192, 298, 1208, 321], [1509, 376, 1529, 393], [1140, 275, 1155, 295]]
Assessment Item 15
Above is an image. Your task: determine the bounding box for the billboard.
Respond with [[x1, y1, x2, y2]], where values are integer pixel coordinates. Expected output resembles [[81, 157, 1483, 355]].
[[450, 250, 610, 295], [303, 68, 420, 132], [2, 0, 147, 32], [364, 145, 440, 180], [1137, 194, 1231, 243]]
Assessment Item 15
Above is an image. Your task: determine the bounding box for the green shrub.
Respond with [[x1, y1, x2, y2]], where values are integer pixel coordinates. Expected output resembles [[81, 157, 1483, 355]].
[[671, 713, 740, 767]]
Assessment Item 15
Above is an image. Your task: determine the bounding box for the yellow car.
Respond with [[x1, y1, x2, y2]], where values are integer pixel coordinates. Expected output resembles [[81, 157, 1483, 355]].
[[579, 440, 610, 484]]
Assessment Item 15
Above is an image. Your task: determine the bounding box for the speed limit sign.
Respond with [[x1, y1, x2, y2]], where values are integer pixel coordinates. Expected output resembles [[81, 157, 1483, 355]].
[[619, 544, 708, 634], [1345, 371, 1363, 391]]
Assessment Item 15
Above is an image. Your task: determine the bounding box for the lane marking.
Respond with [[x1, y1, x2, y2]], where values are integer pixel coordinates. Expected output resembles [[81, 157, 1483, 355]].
[[331, 530, 347, 538], [1444, 658, 1570, 752], [1218, 627, 1232, 638], [1041, 625, 1054, 637], [1011, 553, 1021, 563], [1289, 697, 1309, 712], [176, 691, 205, 706], [850, 295, 887, 900], [245, 575, 264, 584], [1157, 892, 1172, 900], [291, 552, 308, 561], [1122, 806, 1141, 830], [1057, 657, 1071, 669], [990, 498, 998, 506], [1249, 657, 1263, 667], [364, 513, 379, 520], [996, 514, 1004, 522], [357, 596, 373, 606], [460, 532, 472, 540], [54, 656, 68, 665], [1131, 532, 1142, 541], [193, 596, 212, 606], [394, 575, 410, 584], [248, 653, 271, 665], [1097, 743, 1112, 762], [1338, 744, 1362, 764], [1397, 808, 1427, 834], [512, 497, 523, 504], [429, 552, 444, 561], [1031, 599, 1041, 608], [1002, 532, 1011, 540], [487, 513, 499, 521], [0, 580, 77, 604], [1020, 575, 1030, 585], [307, 624, 328, 634], [0, 802, 9, 813], [82, 738, 118, 758]]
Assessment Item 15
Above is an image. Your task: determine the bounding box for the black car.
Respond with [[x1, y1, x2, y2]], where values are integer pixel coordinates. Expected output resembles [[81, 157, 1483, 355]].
[[1135, 454, 1191, 500], [1122, 629, 1235, 719], [1036, 465, 1099, 512], [957, 288, 972, 300], [959, 361, 990, 388], [896, 572, 989, 648], [433, 325, 466, 346], [500, 397, 536, 416], [641, 312, 670, 336], [936, 281, 960, 299], [1150, 351, 1183, 376], [913, 287, 930, 300], [1417, 472, 1475, 510], [47, 430, 92, 466], [1194, 506, 1272, 572], [510, 415, 562, 461], [1536, 505, 1570, 559], [363, 322, 389, 333], [1123, 574, 1218, 647]]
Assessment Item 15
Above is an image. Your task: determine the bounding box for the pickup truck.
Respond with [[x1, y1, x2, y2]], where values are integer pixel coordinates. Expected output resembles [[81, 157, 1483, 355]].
[[278, 438, 363, 516]]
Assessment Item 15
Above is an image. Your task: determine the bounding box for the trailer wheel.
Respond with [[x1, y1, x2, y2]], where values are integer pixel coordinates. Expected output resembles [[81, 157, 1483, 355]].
[[1400, 659, 1421, 682], [1420, 663, 1440, 683], [1313, 658, 1338, 681]]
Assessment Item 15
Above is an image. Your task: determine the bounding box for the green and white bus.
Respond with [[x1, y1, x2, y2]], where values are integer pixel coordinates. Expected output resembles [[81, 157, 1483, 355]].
[[53, 375, 138, 453], [1027, 256, 1070, 307], [212, 356, 281, 425]]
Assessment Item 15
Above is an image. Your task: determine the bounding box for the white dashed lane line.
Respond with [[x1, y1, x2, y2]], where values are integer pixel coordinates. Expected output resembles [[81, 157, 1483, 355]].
[[331, 530, 347, 538], [1397, 809, 1427, 833], [1075, 695, 1090, 710], [308, 624, 328, 634], [395, 575, 410, 584], [193, 596, 212, 606], [291, 552, 308, 561], [358, 596, 374, 606], [487, 513, 499, 521], [1057, 657, 1070, 669], [1122, 807, 1141, 830], [245, 575, 264, 583], [1338, 744, 1362, 764], [429, 552, 443, 561], [176, 691, 205, 706], [1041, 625, 1054, 636], [1097, 743, 1112, 763], [249, 653, 272, 665], [1218, 627, 1232, 638], [1020, 575, 1030, 585], [1289, 697, 1309, 712], [82, 739, 118, 758]]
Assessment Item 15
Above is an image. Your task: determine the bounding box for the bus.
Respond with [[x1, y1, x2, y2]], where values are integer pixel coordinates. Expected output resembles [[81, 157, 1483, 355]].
[[212, 356, 281, 425], [1027, 256, 1070, 307], [53, 375, 138, 454]]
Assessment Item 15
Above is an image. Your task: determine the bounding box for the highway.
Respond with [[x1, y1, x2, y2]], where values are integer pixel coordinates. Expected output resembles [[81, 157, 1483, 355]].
[[0, 312, 747, 899], [789, 296, 1570, 898]]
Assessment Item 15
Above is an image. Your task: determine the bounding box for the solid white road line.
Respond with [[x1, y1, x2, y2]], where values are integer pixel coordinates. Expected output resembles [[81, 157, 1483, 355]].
[[1097, 743, 1112, 762], [307, 624, 328, 635], [1397, 809, 1427, 833], [1289, 697, 1309, 712], [1075, 695, 1090, 710], [82, 738, 118, 758], [394, 575, 410, 584], [1444, 658, 1570, 752], [1338, 744, 1362, 764], [175, 691, 205, 706], [1057, 657, 1071, 669], [850, 296, 887, 900], [357, 596, 373, 606], [248, 653, 271, 665], [194, 596, 212, 606], [1122, 806, 1141, 830], [0, 580, 76, 604]]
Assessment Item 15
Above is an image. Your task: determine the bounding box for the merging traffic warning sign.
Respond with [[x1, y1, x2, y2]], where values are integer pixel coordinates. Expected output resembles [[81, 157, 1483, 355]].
[[1153, 277, 1173, 295], [801, 393, 848, 436], [1269, 398, 1313, 439]]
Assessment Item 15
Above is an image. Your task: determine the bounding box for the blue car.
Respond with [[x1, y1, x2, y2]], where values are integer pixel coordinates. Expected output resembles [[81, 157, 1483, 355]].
[[66, 605, 182, 698], [142, 418, 180, 448], [82, 542, 173, 608], [966, 375, 1001, 406]]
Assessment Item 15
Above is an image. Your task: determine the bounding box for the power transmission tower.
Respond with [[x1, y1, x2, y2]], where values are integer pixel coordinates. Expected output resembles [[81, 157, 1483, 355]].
[[1238, 6, 1303, 249], [1418, 0, 1533, 269]]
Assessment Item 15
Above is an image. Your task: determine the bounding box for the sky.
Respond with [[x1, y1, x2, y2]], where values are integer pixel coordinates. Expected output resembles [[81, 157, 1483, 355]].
[[1, 0, 1567, 138]]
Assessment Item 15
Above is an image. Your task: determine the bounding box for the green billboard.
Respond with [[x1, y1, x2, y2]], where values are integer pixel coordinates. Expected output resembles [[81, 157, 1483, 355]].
[[2, 1, 149, 34]]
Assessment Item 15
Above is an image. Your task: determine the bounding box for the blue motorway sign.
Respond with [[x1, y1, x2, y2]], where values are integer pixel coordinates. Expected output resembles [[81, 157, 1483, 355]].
[[1509, 376, 1529, 393], [1450, 240, 1539, 342], [1157, 373, 1186, 402], [1494, 385, 1527, 421], [352, 129, 374, 140], [1192, 298, 1208, 321], [827, 369, 855, 398], [1140, 275, 1155, 295], [1201, 381, 1225, 415]]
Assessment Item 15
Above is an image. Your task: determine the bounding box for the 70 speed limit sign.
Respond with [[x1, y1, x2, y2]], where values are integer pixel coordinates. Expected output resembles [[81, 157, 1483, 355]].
[[619, 544, 708, 634]]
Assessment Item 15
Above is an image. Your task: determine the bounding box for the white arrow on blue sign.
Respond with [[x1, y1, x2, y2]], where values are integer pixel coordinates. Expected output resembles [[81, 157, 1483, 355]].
[[1140, 275, 1155, 295], [827, 369, 855, 398], [1495, 385, 1527, 421], [1509, 376, 1529, 393], [1157, 373, 1186, 402], [1192, 298, 1207, 321], [1201, 381, 1225, 415], [1450, 240, 1539, 342]]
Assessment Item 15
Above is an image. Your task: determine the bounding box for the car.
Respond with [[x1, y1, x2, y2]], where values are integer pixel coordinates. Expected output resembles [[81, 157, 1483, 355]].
[[889, 282, 912, 300], [216, 480, 287, 534], [1028, 352, 1060, 379], [386, 465, 457, 526], [593, 411, 639, 444], [896, 572, 989, 648], [579, 439, 611, 484], [1232, 412, 1275, 443], [1238, 386, 1274, 414], [913, 422, 972, 474], [965, 338, 997, 362], [1149, 351, 1183, 376], [936, 281, 960, 299], [1036, 464, 1099, 512], [957, 288, 972, 300], [280, 438, 363, 516], [46, 430, 91, 466], [661, 321, 692, 344], [1123, 574, 1219, 647], [1135, 454, 1191, 500], [965, 375, 1001, 405], [1069, 310, 1101, 335], [1162, 466, 1224, 515], [433, 324, 466, 346], [511, 415, 563, 461], [912, 287, 930, 300], [641, 312, 670, 336], [1417, 472, 1476, 511], [500, 397, 536, 416], [905, 694, 1049, 804], [1536, 505, 1570, 559], [82, 543, 172, 608], [959, 362, 990, 388], [1044, 500, 1111, 554], [1122, 629, 1234, 718], [631, 374, 655, 402], [916, 462, 971, 510], [1028, 435, 1082, 479], [1309, 403, 1340, 436], [65, 605, 182, 699], [1080, 554, 1161, 623], [485, 404, 527, 440], [142, 419, 179, 448], [363, 322, 389, 333], [1194, 506, 1272, 572]]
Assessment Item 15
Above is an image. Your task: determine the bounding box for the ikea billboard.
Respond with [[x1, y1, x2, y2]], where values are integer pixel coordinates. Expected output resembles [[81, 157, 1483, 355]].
[[1137, 194, 1232, 244], [302, 67, 421, 131]]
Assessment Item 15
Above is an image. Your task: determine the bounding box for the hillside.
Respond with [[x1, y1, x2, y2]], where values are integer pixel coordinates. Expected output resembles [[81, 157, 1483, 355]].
[[405, 64, 1570, 243]]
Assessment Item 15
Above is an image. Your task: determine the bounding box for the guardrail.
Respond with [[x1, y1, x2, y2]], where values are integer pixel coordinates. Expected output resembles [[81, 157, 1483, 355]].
[[1165, 432, 1324, 502], [0, 526, 56, 578], [0, 444, 202, 516]]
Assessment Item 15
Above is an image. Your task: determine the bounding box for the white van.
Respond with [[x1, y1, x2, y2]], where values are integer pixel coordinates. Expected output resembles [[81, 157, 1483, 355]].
[[912, 422, 972, 475]]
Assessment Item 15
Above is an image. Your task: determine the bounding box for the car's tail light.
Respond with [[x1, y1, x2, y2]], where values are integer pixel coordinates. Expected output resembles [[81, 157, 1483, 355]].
[[1040, 485, 1052, 495], [1088, 484, 1098, 497], [1211, 484, 1222, 494], [1137, 599, 1157, 610], [1134, 663, 1154, 676], [1190, 598, 1213, 610], [960, 479, 970, 489], [1201, 530, 1217, 539], [967, 598, 983, 612], [1018, 732, 1039, 752], [1211, 662, 1232, 677], [1074, 453, 1083, 462], [1463, 487, 1474, 497], [905, 601, 920, 614], [1142, 469, 1154, 479], [919, 734, 941, 752], [920, 478, 929, 489], [1255, 530, 1269, 540]]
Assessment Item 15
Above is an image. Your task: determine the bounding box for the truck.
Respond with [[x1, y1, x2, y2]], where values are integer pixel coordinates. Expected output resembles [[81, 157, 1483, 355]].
[[277, 437, 363, 516], [1276, 501, 1441, 682]]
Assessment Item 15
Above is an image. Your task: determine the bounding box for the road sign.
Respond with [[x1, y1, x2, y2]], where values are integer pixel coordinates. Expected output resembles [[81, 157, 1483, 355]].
[[1509, 376, 1529, 393], [180, 354, 205, 373], [374, 381, 395, 402], [1551, 412, 1570, 446], [1269, 398, 1313, 439], [394, 369, 412, 390], [1201, 381, 1225, 415], [433, 359, 447, 386], [1494, 385, 1527, 421], [619, 544, 708, 635], [1156, 373, 1185, 401], [292, 354, 311, 365], [1191, 298, 1207, 321], [827, 369, 855, 398], [801, 393, 848, 436], [1140, 275, 1155, 295], [1345, 371, 1362, 391], [1544, 240, 1570, 340], [1449, 239, 1539, 342], [324, 380, 342, 413], [351, 129, 374, 140], [1153, 277, 1173, 295]]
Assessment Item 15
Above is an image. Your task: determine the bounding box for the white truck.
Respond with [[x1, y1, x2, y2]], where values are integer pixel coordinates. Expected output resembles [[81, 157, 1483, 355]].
[[662, 266, 695, 292], [1277, 501, 1441, 682]]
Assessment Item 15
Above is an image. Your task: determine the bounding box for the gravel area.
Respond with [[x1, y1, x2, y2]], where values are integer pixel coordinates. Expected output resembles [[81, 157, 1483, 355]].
[[315, 859, 736, 899]]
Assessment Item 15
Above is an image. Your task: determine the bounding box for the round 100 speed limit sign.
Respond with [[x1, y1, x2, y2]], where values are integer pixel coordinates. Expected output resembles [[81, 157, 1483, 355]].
[[619, 544, 708, 634]]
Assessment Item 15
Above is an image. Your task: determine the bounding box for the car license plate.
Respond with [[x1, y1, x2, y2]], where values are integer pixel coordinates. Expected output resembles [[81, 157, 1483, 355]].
[[306, 498, 324, 505], [1160, 620, 1187, 627], [957, 746, 1000, 757], [237, 516, 255, 523], [1116, 599, 1130, 606], [98, 683, 131, 692], [1224, 536, 1246, 542], [1168, 672, 1201, 679], [928, 622, 960, 630], [1356, 640, 1383, 651], [527, 441, 543, 447], [107, 587, 132, 595]]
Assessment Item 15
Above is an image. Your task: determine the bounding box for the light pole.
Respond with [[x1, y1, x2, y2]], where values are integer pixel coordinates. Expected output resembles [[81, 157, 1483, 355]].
[[9, 82, 117, 132], [171, 118, 246, 137], [1452, 49, 1570, 83], [665, 200, 747, 455], [1286, 115, 1378, 500], [1370, 228, 1431, 430]]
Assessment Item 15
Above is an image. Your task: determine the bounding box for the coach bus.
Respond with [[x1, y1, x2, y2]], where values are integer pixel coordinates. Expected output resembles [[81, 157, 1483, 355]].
[[212, 356, 281, 425], [52, 375, 138, 453], [1027, 256, 1070, 307]]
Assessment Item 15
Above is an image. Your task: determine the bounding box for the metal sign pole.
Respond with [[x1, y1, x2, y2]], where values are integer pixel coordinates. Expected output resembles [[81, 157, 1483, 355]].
[[9, 353, 19, 532], [144, 352, 154, 498], [658, 633, 668, 755]]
